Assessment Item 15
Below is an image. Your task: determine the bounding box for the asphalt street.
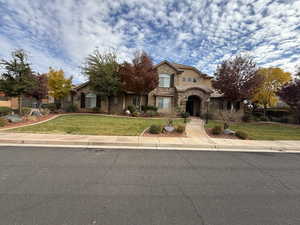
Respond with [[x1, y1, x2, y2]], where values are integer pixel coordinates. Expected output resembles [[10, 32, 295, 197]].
[[0, 146, 300, 225]]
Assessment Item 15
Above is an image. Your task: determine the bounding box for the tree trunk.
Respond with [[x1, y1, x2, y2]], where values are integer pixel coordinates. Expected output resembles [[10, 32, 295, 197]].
[[18, 95, 22, 115], [264, 104, 267, 117], [139, 94, 143, 112], [108, 96, 112, 114]]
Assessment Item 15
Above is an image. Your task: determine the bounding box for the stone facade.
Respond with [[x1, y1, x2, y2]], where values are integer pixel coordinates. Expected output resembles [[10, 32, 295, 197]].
[[72, 61, 245, 119]]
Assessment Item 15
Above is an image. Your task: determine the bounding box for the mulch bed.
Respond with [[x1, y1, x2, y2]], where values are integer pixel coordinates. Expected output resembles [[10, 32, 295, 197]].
[[2, 114, 56, 129], [205, 128, 239, 139], [143, 131, 186, 137]]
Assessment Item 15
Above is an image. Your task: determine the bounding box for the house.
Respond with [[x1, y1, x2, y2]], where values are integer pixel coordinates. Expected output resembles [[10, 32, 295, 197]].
[[72, 60, 244, 120]]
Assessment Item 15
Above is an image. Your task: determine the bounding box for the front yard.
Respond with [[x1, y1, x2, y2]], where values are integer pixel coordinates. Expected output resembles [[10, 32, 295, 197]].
[[7, 114, 183, 136], [205, 120, 300, 140]]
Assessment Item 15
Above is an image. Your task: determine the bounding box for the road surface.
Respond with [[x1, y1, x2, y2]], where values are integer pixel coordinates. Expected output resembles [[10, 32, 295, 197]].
[[0, 146, 300, 225]]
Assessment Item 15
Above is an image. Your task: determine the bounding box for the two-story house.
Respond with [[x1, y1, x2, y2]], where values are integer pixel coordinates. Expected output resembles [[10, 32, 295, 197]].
[[72, 60, 244, 119]]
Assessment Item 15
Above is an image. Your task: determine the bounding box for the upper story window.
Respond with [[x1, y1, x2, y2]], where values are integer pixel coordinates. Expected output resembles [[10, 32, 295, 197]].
[[193, 78, 197, 83], [159, 74, 171, 88]]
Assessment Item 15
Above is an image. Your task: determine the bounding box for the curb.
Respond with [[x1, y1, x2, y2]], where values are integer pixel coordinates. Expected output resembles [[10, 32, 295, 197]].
[[0, 139, 298, 152]]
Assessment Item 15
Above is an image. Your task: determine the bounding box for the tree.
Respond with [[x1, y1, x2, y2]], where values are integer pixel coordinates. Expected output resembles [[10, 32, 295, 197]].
[[82, 50, 120, 113], [47, 68, 72, 108], [278, 72, 300, 123], [252, 67, 292, 116], [0, 49, 37, 113], [119, 51, 158, 110], [28, 73, 48, 107], [213, 55, 262, 109]]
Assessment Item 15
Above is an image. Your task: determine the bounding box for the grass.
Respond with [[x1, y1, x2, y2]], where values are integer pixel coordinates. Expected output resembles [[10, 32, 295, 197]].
[[205, 120, 300, 140], [8, 114, 184, 136]]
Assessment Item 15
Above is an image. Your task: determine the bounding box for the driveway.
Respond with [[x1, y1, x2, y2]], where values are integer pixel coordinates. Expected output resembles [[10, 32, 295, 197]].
[[0, 146, 300, 225]]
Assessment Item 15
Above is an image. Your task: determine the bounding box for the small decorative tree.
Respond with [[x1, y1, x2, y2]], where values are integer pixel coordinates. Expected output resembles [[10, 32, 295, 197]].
[[82, 50, 120, 113], [28, 73, 48, 107], [0, 49, 37, 114], [47, 68, 72, 109], [119, 51, 158, 111]]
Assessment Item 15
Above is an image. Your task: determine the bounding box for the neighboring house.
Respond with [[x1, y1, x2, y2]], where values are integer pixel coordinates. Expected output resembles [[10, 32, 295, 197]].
[[0, 92, 18, 109], [72, 60, 244, 120]]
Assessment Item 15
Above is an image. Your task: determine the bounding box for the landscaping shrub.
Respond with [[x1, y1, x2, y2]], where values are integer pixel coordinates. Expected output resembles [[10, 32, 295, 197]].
[[66, 105, 78, 113], [0, 117, 8, 127], [21, 107, 31, 116], [149, 124, 162, 134], [131, 111, 139, 117], [224, 122, 229, 129], [236, 130, 248, 140], [92, 107, 100, 113], [127, 105, 136, 113], [212, 125, 223, 135], [42, 103, 57, 112], [0, 107, 12, 116], [145, 110, 158, 117], [260, 116, 269, 122], [142, 105, 158, 112], [181, 112, 190, 118], [176, 124, 186, 133]]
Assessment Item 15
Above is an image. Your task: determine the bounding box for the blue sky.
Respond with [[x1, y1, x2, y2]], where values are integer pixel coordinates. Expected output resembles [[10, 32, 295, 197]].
[[0, 0, 299, 84]]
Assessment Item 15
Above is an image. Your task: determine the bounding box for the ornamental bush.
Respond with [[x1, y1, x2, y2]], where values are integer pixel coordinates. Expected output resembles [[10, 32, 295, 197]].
[[149, 124, 162, 134], [176, 124, 186, 133], [236, 130, 248, 139], [212, 125, 223, 135], [0, 107, 12, 116]]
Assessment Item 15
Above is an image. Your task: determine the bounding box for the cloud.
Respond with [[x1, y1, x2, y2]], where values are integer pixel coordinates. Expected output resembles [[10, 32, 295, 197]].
[[0, 0, 299, 84]]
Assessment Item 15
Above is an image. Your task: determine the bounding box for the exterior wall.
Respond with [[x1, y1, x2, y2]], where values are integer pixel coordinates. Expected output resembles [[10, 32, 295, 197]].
[[177, 88, 210, 116], [0, 100, 11, 107], [209, 98, 245, 121], [176, 69, 212, 89]]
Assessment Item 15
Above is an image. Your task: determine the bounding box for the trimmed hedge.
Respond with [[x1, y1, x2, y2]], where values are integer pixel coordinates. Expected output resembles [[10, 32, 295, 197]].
[[236, 131, 248, 140], [0, 107, 12, 116], [149, 124, 162, 134], [176, 124, 186, 133], [142, 105, 158, 112], [212, 125, 223, 135]]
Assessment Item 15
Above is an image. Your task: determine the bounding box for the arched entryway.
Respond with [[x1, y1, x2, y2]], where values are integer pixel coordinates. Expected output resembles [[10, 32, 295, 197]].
[[186, 95, 201, 116]]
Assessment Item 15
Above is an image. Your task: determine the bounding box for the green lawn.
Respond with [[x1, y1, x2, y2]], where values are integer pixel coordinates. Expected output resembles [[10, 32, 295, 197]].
[[205, 120, 300, 140], [8, 114, 183, 136]]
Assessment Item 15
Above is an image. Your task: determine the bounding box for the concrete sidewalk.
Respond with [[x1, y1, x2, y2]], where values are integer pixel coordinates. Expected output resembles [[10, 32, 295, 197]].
[[0, 132, 299, 151]]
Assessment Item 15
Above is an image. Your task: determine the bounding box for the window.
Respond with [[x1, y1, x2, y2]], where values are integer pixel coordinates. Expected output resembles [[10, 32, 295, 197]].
[[156, 97, 171, 109], [193, 78, 197, 83], [133, 95, 139, 107], [86, 93, 97, 108], [159, 74, 171, 88], [188, 77, 192, 82], [182, 77, 186, 82], [113, 96, 118, 104], [234, 101, 240, 111]]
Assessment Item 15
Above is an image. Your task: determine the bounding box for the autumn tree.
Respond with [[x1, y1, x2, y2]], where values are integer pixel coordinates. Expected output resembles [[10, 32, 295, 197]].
[[47, 68, 72, 108], [82, 50, 120, 113], [213, 55, 262, 110], [278, 71, 300, 123], [119, 51, 158, 110], [252, 67, 291, 116], [28, 73, 48, 107], [0, 49, 37, 113]]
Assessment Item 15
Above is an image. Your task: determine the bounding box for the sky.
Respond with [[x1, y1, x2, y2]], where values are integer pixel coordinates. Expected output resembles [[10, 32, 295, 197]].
[[0, 0, 300, 84]]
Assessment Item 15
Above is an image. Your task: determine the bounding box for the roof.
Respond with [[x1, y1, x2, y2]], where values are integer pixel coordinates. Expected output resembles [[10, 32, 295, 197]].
[[73, 81, 89, 90], [155, 60, 212, 79]]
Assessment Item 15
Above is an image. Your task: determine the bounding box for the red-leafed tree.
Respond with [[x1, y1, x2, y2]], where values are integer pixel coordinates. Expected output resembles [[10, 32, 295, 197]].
[[28, 73, 48, 106], [278, 71, 300, 123], [213, 55, 262, 103], [119, 51, 158, 110]]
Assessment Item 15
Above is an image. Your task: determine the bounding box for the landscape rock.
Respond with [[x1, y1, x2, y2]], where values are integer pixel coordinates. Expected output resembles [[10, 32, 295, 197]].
[[4, 114, 23, 123], [224, 128, 235, 135], [164, 125, 175, 133]]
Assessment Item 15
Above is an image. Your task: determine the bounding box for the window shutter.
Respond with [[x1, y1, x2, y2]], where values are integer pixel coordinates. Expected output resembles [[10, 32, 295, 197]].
[[80, 93, 85, 108], [170, 74, 175, 87]]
